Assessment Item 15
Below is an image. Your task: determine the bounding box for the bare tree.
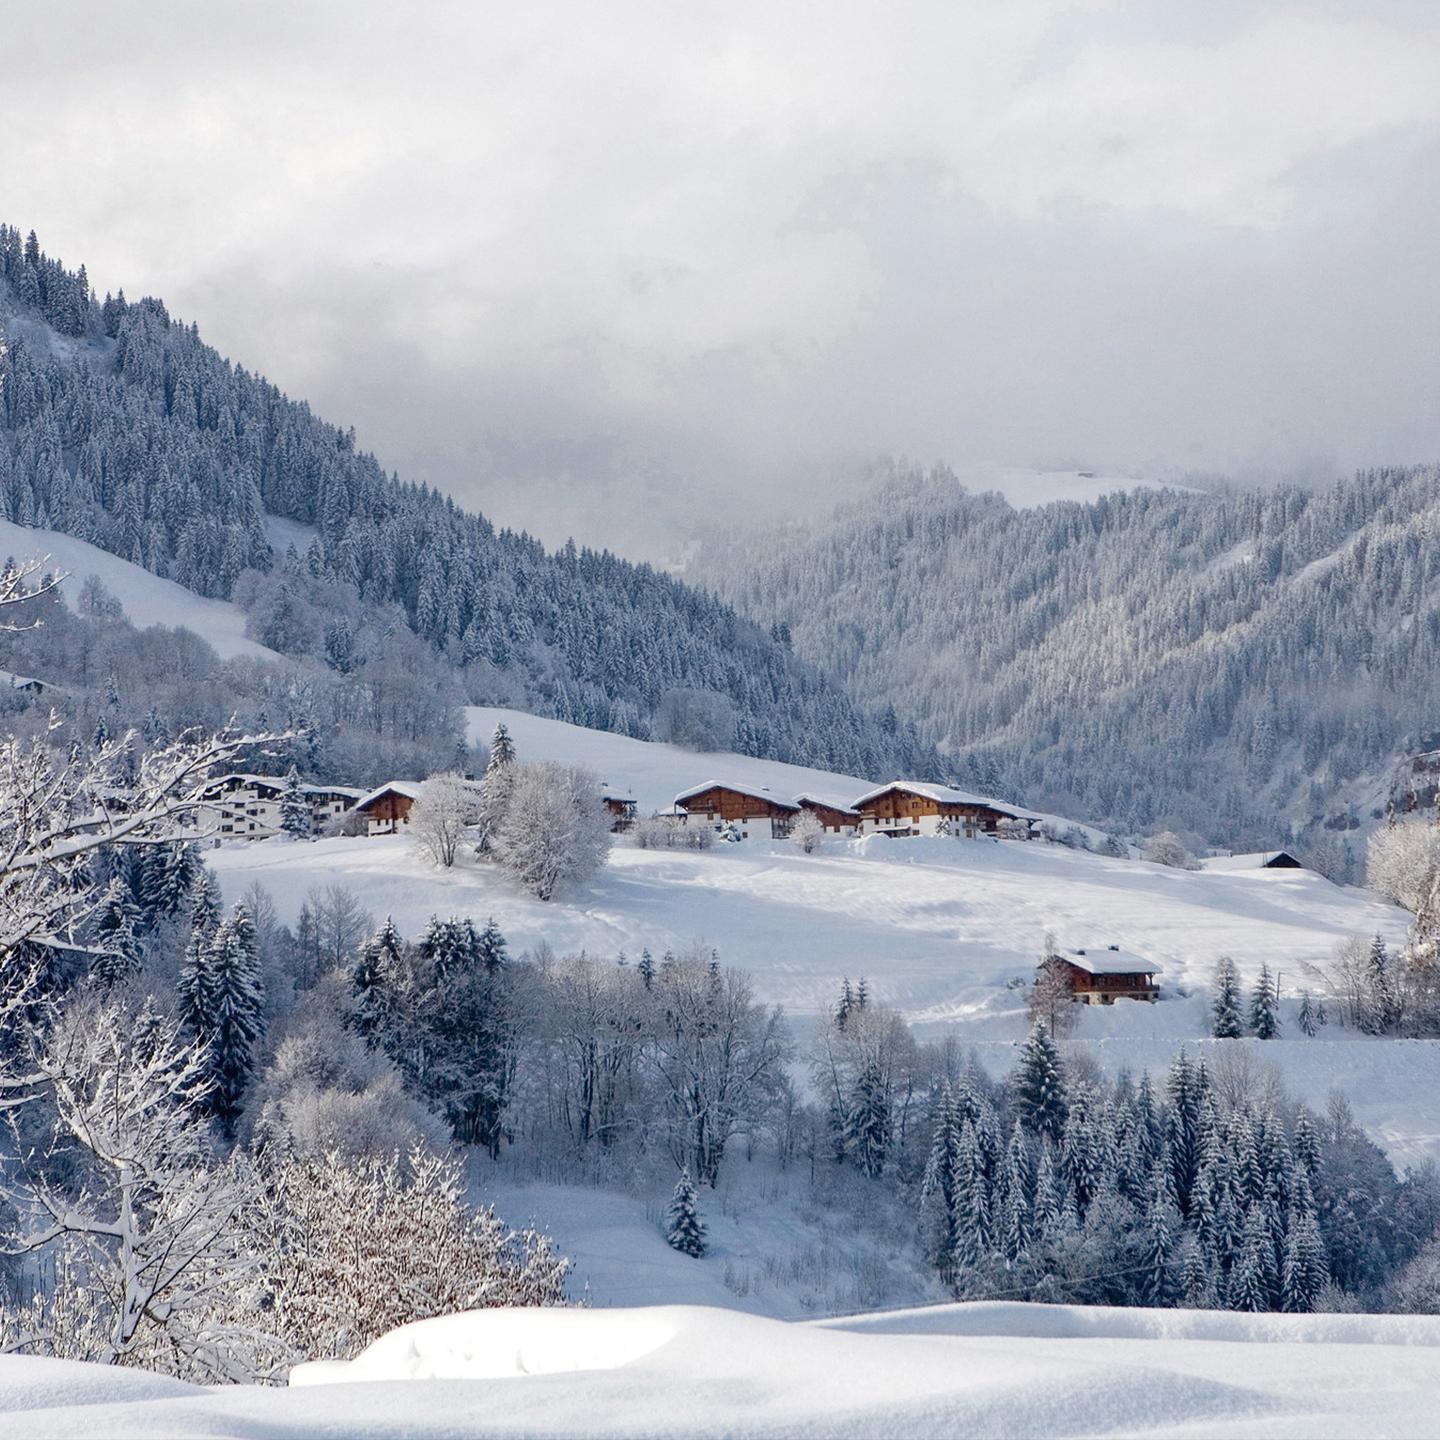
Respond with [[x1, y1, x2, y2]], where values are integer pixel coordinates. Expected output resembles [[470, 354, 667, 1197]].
[[790, 811, 826, 854], [1, 1001, 275, 1381], [408, 771, 478, 868]]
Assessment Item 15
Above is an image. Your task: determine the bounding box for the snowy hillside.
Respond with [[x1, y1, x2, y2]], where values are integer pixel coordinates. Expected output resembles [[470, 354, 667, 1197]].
[[6, 1300, 1440, 1437], [209, 712, 1439, 1162], [0, 518, 280, 662]]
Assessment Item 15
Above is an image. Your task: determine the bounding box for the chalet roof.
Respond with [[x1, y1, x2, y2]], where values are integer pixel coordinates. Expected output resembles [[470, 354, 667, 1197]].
[[850, 780, 1042, 821], [793, 792, 862, 817], [354, 780, 425, 810], [1202, 851, 1304, 873], [1054, 945, 1160, 977], [673, 781, 801, 812], [202, 774, 365, 801]]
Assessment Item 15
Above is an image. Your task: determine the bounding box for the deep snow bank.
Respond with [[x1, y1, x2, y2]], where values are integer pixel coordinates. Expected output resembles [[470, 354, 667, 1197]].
[[6, 1301, 1440, 1438]]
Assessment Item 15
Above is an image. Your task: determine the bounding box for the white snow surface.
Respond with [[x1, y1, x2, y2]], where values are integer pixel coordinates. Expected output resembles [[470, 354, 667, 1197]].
[[0, 519, 281, 662], [6, 1301, 1440, 1438], [210, 709, 1439, 1165]]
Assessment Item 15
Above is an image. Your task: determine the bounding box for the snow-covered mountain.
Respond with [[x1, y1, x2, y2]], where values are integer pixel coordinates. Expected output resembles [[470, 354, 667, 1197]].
[[692, 463, 1440, 870]]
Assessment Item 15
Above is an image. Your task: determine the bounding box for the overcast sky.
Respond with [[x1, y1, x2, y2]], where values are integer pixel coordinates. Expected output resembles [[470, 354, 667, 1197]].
[[7, 1, 1440, 557]]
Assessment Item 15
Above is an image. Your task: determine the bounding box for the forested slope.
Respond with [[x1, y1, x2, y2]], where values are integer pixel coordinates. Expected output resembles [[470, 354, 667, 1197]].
[[694, 465, 1440, 865], [0, 225, 932, 780]]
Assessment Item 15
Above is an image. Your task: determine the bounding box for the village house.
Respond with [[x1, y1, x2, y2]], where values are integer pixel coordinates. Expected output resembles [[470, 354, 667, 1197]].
[[352, 781, 423, 835], [602, 791, 639, 832], [850, 781, 1041, 839], [1043, 945, 1161, 1004], [792, 793, 862, 836], [673, 782, 801, 840], [195, 774, 365, 839]]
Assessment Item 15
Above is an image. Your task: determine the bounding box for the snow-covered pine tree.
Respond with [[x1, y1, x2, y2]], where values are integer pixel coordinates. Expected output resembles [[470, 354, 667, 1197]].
[[846, 1062, 891, 1178], [1250, 964, 1279, 1039], [1211, 956, 1244, 1038], [353, 916, 405, 1039], [918, 1083, 963, 1280], [203, 904, 265, 1132], [279, 768, 313, 840], [999, 1120, 1032, 1262], [1061, 1085, 1103, 1220], [665, 1168, 706, 1258], [476, 917, 508, 973], [953, 1119, 992, 1267], [144, 840, 203, 919], [475, 723, 517, 854], [1141, 1167, 1180, 1306], [1031, 1137, 1066, 1241], [1179, 1235, 1213, 1308], [90, 884, 143, 989], [1297, 988, 1319, 1037], [1367, 933, 1398, 1033], [1011, 1021, 1067, 1143]]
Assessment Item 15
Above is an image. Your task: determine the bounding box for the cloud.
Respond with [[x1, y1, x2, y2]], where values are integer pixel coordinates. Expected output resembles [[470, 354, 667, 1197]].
[[3, 1, 1438, 556]]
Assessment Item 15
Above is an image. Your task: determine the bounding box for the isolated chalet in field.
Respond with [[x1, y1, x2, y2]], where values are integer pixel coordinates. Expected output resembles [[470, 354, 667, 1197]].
[[197, 774, 364, 840], [1045, 945, 1161, 1004], [674, 782, 800, 839], [1203, 850, 1304, 872], [851, 781, 1041, 839], [353, 781, 423, 835]]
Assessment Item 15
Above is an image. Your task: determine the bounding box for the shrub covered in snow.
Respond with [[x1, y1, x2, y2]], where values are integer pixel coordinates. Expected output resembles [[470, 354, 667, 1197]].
[[632, 815, 715, 850], [248, 1146, 570, 1365], [490, 761, 613, 899]]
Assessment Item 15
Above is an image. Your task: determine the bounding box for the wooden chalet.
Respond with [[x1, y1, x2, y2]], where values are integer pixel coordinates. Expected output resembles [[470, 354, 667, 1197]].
[[1044, 946, 1160, 1005], [851, 781, 1040, 839], [673, 782, 800, 840], [602, 791, 639, 832], [793, 793, 862, 836], [353, 781, 423, 835]]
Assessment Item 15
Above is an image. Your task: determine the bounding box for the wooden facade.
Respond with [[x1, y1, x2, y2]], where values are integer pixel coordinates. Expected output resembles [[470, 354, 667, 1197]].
[[355, 784, 419, 835], [1044, 948, 1160, 1005], [794, 795, 861, 835], [674, 783, 800, 839], [852, 783, 1020, 838], [603, 794, 639, 832]]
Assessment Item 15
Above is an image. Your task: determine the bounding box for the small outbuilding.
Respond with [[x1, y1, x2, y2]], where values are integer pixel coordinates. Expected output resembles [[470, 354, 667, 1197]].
[[1203, 850, 1305, 873]]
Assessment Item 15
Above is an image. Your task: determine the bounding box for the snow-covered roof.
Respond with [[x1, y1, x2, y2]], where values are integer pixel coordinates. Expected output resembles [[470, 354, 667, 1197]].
[[0, 669, 47, 691], [850, 780, 1042, 821], [354, 780, 425, 810], [1202, 851, 1303, 873], [792, 792, 861, 817], [673, 781, 801, 812], [304, 783, 365, 800], [1054, 946, 1160, 977]]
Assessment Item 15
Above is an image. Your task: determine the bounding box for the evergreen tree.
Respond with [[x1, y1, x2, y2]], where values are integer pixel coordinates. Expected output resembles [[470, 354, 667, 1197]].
[[353, 915, 405, 1039], [279, 767, 313, 839], [1210, 956, 1244, 1038], [1011, 1021, 1068, 1143], [1229, 1203, 1277, 1311], [999, 1121, 1033, 1262], [476, 917, 508, 973], [197, 904, 265, 1132], [1180, 1236, 1213, 1308], [666, 1168, 707, 1257], [637, 948, 655, 990], [1032, 1137, 1067, 1241], [919, 1084, 964, 1281], [1367, 934, 1397, 1033], [1297, 988, 1319, 1037], [144, 840, 203, 918], [847, 1062, 891, 1178], [90, 884, 143, 988], [1250, 964, 1279, 1039], [1142, 1168, 1180, 1306]]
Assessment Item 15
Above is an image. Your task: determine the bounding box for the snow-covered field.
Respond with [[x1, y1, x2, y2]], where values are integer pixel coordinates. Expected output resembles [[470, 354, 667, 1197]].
[[0, 518, 281, 662], [5, 1301, 1440, 1438], [209, 707, 1440, 1166]]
